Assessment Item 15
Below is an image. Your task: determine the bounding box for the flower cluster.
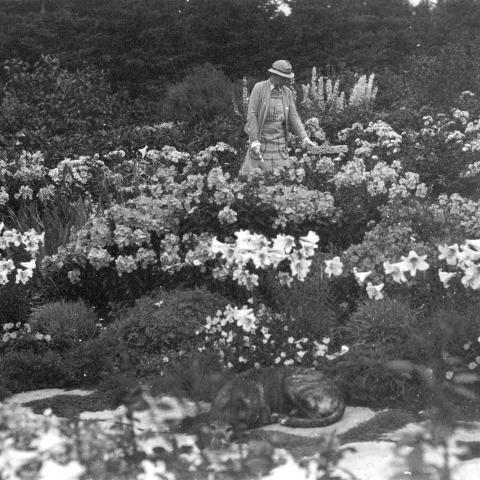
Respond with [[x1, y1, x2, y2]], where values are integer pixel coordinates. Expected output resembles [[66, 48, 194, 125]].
[[211, 230, 320, 289], [0, 224, 44, 285], [197, 302, 349, 370], [1, 322, 52, 347]]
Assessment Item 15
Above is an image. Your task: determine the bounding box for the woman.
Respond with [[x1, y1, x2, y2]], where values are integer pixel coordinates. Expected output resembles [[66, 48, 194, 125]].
[[240, 59, 316, 174]]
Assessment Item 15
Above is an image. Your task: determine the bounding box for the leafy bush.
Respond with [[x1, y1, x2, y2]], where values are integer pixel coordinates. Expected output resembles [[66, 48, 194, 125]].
[[0, 349, 72, 393], [345, 297, 421, 349], [0, 333, 118, 394], [161, 63, 234, 122], [28, 299, 99, 349], [334, 346, 427, 408], [107, 287, 230, 354]]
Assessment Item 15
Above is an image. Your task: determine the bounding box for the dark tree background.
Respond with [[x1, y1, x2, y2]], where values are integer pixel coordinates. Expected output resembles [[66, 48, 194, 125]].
[[1, 0, 480, 109]]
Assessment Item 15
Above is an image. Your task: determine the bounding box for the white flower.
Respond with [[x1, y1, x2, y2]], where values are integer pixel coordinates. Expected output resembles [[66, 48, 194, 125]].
[[465, 239, 480, 251], [299, 231, 320, 246], [438, 270, 456, 288], [15, 268, 33, 284], [326, 345, 350, 360], [324, 256, 343, 277], [383, 261, 408, 283], [38, 460, 85, 480], [138, 145, 148, 158], [438, 244, 459, 266], [399, 251, 429, 277], [234, 307, 256, 333], [461, 264, 480, 290], [290, 253, 312, 281], [366, 282, 384, 300], [353, 267, 372, 285], [272, 234, 295, 254], [20, 259, 36, 270]]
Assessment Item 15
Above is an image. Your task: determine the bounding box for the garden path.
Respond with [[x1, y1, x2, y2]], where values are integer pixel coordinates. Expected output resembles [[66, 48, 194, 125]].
[[4, 388, 480, 479]]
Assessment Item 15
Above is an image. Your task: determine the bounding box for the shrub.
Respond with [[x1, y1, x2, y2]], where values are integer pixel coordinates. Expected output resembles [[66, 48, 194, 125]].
[[161, 63, 234, 122], [28, 299, 99, 349], [107, 287, 230, 355], [0, 350, 72, 393], [345, 297, 421, 349], [0, 333, 118, 394]]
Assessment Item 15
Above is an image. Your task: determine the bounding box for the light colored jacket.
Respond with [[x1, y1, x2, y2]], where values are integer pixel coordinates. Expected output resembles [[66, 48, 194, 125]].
[[244, 79, 307, 144]]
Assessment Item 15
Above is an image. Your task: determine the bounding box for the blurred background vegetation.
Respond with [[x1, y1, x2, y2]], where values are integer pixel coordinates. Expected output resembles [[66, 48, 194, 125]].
[[1, 0, 480, 112]]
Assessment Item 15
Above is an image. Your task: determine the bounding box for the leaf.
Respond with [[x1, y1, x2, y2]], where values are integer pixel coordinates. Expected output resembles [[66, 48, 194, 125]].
[[386, 359, 415, 374], [453, 372, 480, 384], [448, 384, 479, 401]]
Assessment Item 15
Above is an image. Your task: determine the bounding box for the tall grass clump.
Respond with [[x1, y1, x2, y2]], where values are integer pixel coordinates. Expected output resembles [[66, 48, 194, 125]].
[[29, 299, 99, 347]]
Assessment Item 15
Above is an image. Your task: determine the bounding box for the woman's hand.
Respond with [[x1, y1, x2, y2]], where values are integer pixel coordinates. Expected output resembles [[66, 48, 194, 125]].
[[302, 137, 318, 151]]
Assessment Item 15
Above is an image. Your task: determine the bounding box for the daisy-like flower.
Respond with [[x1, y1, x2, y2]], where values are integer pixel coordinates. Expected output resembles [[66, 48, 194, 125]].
[[383, 261, 408, 283], [399, 251, 429, 277], [324, 256, 343, 277], [438, 270, 456, 288], [366, 282, 384, 300], [353, 267, 372, 285], [438, 244, 459, 266]]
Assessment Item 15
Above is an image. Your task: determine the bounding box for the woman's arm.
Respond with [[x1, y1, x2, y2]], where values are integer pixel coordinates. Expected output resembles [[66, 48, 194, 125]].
[[244, 82, 262, 143]]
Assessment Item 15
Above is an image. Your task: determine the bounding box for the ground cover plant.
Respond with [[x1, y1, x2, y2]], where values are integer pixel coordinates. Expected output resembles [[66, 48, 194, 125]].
[[1, 51, 480, 478]]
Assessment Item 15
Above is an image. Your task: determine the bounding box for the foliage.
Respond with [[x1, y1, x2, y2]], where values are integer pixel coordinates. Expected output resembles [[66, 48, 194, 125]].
[[0, 333, 117, 394], [106, 287, 231, 355], [0, 56, 128, 163], [345, 297, 420, 348], [197, 302, 348, 372], [0, 282, 32, 325], [162, 63, 234, 122], [28, 299, 99, 349]]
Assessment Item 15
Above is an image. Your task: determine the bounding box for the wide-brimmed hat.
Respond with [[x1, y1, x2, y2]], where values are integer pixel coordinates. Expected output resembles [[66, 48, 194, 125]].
[[268, 60, 294, 79]]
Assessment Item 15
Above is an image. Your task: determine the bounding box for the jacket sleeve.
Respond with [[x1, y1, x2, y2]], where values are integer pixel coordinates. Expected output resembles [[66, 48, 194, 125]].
[[287, 90, 307, 139], [244, 82, 262, 143]]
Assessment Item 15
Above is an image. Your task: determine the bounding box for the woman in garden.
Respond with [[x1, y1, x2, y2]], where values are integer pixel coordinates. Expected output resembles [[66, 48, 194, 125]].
[[240, 59, 317, 174]]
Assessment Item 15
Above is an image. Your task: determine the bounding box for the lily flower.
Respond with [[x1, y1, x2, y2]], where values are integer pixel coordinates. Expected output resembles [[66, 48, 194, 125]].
[[383, 261, 408, 283], [399, 251, 429, 277], [366, 282, 384, 300], [353, 267, 372, 285], [438, 243, 459, 266]]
